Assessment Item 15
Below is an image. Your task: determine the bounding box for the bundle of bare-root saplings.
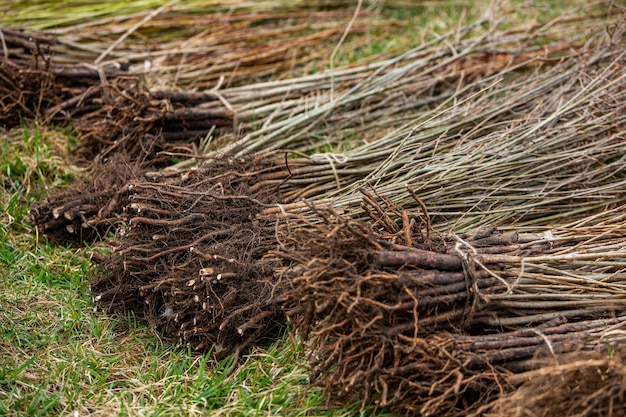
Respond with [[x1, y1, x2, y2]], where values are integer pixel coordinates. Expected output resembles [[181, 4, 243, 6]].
[[0, 28, 232, 164], [18, 3, 626, 416], [89, 156, 292, 361], [0, 28, 127, 129], [12, 25, 235, 244], [481, 349, 626, 417], [275, 193, 626, 416]]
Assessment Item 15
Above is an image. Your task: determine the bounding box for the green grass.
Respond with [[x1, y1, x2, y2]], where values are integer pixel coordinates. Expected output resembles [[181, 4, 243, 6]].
[[0, 125, 388, 416]]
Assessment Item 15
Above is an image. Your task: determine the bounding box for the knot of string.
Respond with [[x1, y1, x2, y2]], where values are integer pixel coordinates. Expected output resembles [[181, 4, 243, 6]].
[[453, 237, 481, 329], [309, 153, 349, 190], [453, 233, 521, 328], [309, 153, 349, 164]]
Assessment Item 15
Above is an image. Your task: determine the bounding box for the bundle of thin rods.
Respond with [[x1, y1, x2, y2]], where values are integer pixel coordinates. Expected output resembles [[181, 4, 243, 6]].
[[2, 2, 418, 89], [223, 4, 626, 230], [89, 156, 289, 361], [274, 194, 626, 416]]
